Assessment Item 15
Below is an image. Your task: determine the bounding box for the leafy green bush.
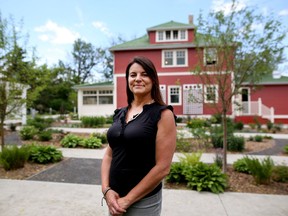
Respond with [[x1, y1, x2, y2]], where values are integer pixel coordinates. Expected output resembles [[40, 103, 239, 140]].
[[0, 145, 29, 170], [186, 118, 206, 129], [243, 156, 274, 185], [284, 145, 288, 154], [233, 158, 250, 174], [92, 132, 107, 144], [60, 134, 83, 148], [234, 121, 244, 130], [80, 136, 102, 149], [254, 135, 263, 142], [211, 135, 244, 152], [166, 152, 202, 184], [38, 130, 53, 141], [28, 145, 63, 164], [166, 162, 186, 183], [80, 116, 106, 128], [19, 126, 39, 140], [227, 136, 245, 152], [272, 165, 288, 182], [183, 162, 227, 193], [27, 117, 54, 131], [266, 121, 273, 131], [176, 136, 191, 152]]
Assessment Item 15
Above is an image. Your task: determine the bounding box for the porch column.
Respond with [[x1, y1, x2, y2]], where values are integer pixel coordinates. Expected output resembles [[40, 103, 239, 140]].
[[271, 107, 275, 123], [258, 98, 262, 116]]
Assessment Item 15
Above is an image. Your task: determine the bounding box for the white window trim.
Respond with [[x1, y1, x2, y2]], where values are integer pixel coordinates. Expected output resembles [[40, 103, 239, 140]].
[[168, 85, 182, 105], [162, 49, 188, 67], [156, 30, 188, 42], [83, 89, 113, 105], [204, 85, 218, 103], [204, 48, 218, 66]]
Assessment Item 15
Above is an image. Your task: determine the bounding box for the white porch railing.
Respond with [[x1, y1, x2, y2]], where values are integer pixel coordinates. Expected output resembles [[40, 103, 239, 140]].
[[240, 98, 274, 123]]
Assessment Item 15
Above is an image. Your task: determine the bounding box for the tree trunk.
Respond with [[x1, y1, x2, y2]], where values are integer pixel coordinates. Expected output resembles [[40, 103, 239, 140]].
[[0, 120, 5, 150], [222, 111, 228, 173]]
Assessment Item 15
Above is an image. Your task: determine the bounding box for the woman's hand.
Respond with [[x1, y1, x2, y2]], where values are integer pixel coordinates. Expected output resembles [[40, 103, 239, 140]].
[[105, 190, 126, 215]]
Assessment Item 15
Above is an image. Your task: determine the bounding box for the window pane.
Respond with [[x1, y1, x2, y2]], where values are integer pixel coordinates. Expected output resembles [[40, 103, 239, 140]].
[[165, 31, 171, 40], [170, 87, 180, 103], [176, 51, 185, 65], [180, 30, 186, 39], [206, 86, 216, 101], [83, 96, 97, 104], [164, 51, 173, 65], [158, 31, 163, 40], [173, 30, 178, 39], [206, 48, 217, 65], [99, 96, 113, 104]]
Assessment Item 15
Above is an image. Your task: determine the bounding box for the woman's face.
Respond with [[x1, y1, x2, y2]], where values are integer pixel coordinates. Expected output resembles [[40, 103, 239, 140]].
[[128, 63, 153, 98]]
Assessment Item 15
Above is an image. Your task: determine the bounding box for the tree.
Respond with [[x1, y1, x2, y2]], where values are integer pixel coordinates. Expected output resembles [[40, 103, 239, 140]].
[[64, 38, 104, 84], [193, 0, 287, 172], [0, 14, 30, 148]]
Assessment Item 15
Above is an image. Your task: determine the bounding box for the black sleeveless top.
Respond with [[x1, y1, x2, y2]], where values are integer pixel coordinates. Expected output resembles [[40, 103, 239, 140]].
[[107, 103, 175, 197]]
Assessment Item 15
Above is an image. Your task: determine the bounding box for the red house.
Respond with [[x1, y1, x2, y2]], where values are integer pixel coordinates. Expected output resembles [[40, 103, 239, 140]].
[[110, 15, 232, 118], [109, 16, 288, 125], [235, 74, 288, 124]]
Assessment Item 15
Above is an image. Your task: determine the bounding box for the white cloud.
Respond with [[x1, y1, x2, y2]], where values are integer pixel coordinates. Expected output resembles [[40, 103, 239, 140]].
[[92, 21, 113, 37], [211, 0, 247, 15], [35, 20, 80, 44], [279, 9, 288, 16]]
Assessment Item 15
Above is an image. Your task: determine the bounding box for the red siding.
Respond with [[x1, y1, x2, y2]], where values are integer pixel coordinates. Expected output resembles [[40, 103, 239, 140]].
[[251, 85, 288, 115]]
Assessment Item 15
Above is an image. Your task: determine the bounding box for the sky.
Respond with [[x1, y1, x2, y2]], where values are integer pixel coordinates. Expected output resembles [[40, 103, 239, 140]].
[[1, 0, 288, 75]]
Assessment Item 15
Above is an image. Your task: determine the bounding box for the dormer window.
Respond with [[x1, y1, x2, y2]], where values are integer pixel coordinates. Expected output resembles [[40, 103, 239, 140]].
[[157, 30, 187, 42]]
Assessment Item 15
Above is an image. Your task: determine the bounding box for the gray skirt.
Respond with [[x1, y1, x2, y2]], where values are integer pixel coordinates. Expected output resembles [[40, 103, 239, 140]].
[[109, 189, 162, 216]]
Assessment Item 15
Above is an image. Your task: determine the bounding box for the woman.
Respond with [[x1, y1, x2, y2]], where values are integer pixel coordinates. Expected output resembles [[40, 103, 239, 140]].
[[101, 56, 177, 216]]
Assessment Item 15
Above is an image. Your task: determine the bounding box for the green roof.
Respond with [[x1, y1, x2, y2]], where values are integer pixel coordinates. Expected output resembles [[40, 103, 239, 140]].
[[258, 74, 288, 85], [147, 21, 195, 31], [110, 20, 197, 52], [73, 81, 113, 89]]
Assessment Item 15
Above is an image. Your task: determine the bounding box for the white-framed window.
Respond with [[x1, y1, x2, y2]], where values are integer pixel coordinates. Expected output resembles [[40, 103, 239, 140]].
[[162, 50, 187, 67], [168, 86, 181, 105], [156, 30, 187, 42], [204, 85, 218, 103], [83, 90, 113, 105], [204, 48, 218, 66]]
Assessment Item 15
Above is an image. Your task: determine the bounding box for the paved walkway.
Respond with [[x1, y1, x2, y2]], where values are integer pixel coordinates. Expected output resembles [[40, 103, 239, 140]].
[[1, 129, 288, 215]]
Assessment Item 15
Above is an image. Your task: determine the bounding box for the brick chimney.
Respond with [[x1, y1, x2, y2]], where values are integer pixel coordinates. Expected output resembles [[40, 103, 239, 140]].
[[188, 15, 193, 24]]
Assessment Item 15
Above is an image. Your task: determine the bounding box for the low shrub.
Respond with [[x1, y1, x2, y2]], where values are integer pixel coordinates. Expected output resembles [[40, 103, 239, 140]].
[[166, 162, 186, 184], [284, 145, 288, 154], [80, 136, 102, 149], [211, 135, 244, 152], [183, 162, 227, 193], [0, 145, 29, 170], [92, 132, 108, 144], [38, 130, 53, 141], [227, 136, 245, 152], [60, 134, 83, 148], [28, 145, 63, 164], [80, 116, 106, 128], [27, 116, 53, 131], [272, 165, 288, 183], [166, 152, 202, 184], [243, 156, 274, 185], [187, 118, 206, 129], [254, 135, 263, 142], [233, 158, 250, 174], [234, 121, 244, 130], [19, 126, 39, 140]]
